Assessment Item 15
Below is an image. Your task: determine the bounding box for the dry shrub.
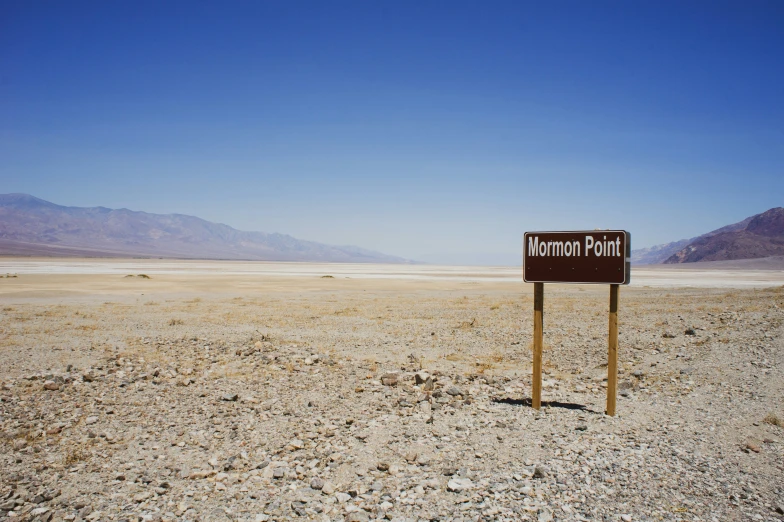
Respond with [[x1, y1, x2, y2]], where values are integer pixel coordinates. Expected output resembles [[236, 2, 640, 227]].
[[457, 318, 476, 329], [764, 413, 783, 428], [64, 444, 90, 466], [169, 318, 184, 326], [76, 324, 98, 331], [475, 362, 493, 373]]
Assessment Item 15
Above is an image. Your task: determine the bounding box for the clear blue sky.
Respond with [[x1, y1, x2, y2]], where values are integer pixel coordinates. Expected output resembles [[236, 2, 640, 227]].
[[1, 1, 783, 265]]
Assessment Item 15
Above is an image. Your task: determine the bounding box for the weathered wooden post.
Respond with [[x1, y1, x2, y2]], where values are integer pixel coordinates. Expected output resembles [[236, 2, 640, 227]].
[[607, 283, 619, 416], [532, 282, 544, 410]]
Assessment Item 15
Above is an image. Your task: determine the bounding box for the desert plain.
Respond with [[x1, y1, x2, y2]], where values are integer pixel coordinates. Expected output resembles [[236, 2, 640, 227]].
[[0, 259, 783, 522]]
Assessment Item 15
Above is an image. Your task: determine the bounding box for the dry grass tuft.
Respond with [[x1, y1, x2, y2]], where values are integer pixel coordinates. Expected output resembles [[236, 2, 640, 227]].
[[64, 444, 90, 466], [763, 413, 783, 428], [168, 318, 184, 326], [457, 318, 477, 329], [475, 362, 494, 373]]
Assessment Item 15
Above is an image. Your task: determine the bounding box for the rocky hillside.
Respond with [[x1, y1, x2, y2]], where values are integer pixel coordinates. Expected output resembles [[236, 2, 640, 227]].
[[631, 215, 754, 265], [0, 194, 411, 263], [664, 207, 784, 263]]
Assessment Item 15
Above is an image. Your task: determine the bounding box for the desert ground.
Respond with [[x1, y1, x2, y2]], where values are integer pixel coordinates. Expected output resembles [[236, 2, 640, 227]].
[[0, 259, 783, 522]]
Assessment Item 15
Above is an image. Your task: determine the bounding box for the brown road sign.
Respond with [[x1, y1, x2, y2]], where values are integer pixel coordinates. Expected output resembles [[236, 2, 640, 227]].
[[524, 231, 630, 284]]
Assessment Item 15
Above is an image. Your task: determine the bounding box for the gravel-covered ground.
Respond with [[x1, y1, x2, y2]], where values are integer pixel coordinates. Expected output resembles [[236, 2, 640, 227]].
[[1, 272, 783, 522]]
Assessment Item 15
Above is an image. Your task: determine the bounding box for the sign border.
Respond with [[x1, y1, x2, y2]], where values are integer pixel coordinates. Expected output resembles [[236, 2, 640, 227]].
[[523, 230, 631, 285]]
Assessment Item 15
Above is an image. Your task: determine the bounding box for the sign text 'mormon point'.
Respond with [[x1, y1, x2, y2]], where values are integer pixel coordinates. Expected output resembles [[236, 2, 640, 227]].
[[523, 230, 630, 285], [527, 234, 623, 258]]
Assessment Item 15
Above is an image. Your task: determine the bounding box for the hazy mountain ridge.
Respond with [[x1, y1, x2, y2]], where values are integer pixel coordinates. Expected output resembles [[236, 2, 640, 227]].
[[0, 194, 412, 263], [664, 207, 784, 263], [630, 213, 756, 265], [630, 238, 694, 265]]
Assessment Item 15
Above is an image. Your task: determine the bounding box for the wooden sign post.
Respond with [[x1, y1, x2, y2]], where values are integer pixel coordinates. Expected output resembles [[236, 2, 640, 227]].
[[532, 282, 544, 410], [524, 231, 630, 416], [607, 284, 619, 416]]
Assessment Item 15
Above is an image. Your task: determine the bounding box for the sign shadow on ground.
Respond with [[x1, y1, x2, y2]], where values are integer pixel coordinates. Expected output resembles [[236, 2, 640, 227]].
[[492, 397, 601, 414]]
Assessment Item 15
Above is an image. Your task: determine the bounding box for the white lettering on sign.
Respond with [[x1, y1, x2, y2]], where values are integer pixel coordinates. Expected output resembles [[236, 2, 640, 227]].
[[528, 236, 581, 257], [527, 235, 622, 257]]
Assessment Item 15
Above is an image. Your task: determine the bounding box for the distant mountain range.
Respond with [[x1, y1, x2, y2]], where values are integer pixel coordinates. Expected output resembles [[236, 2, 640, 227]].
[[0, 193, 412, 263], [631, 207, 784, 265]]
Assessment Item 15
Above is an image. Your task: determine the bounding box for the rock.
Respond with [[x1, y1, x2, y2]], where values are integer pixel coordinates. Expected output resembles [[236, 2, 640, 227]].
[[533, 466, 547, 479], [273, 468, 285, 479], [746, 441, 761, 453], [43, 380, 60, 391], [377, 462, 389, 472], [321, 481, 335, 495], [85, 416, 98, 425], [621, 515, 632, 522], [414, 371, 430, 385], [371, 481, 383, 492], [46, 424, 64, 435], [632, 370, 644, 377], [446, 385, 464, 397], [221, 393, 238, 402], [346, 512, 369, 522], [662, 332, 676, 339], [775, 505, 784, 515], [310, 477, 324, 490], [335, 492, 351, 503], [684, 328, 696, 336], [381, 373, 399, 386], [447, 478, 474, 492], [538, 511, 553, 522], [189, 470, 216, 479]]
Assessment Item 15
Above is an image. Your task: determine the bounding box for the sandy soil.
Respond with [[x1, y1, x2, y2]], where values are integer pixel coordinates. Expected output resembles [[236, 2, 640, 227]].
[[1, 260, 783, 522]]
